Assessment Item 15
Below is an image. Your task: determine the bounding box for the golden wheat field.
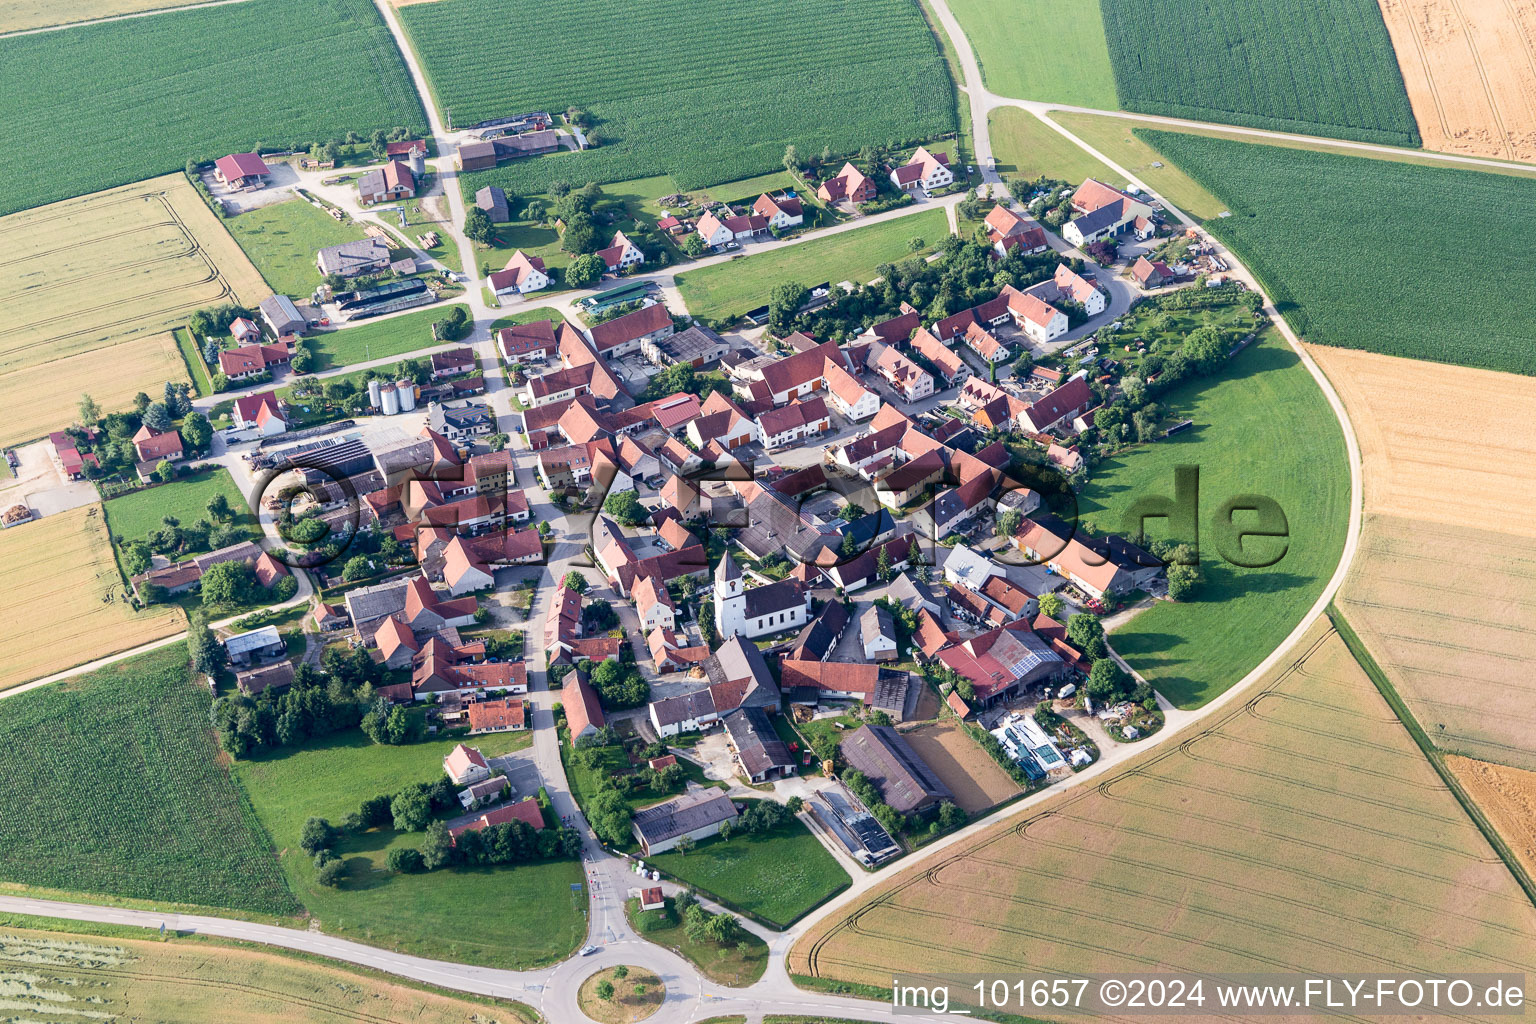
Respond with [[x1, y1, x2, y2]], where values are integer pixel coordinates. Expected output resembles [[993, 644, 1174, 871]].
[[0, 172, 266, 446], [0, 505, 183, 690], [0, 926, 537, 1024], [1447, 755, 1536, 881], [792, 620, 1536, 1011]]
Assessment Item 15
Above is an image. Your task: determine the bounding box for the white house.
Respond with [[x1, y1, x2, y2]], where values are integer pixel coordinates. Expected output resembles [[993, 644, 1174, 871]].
[[890, 147, 953, 194], [943, 543, 1005, 591], [232, 391, 287, 435], [648, 689, 719, 738], [488, 251, 549, 297], [752, 193, 805, 230], [714, 551, 810, 640], [443, 743, 492, 785], [633, 574, 676, 633], [861, 605, 899, 662], [1049, 264, 1106, 317], [872, 345, 934, 402], [756, 397, 830, 449], [597, 230, 645, 273], [824, 361, 880, 422], [1013, 292, 1069, 345]]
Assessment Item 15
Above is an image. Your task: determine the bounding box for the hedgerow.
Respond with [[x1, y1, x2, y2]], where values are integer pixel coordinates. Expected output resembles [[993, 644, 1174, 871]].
[[1100, 0, 1419, 146], [0, 0, 426, 216], [1143, 129, 1536, 376], [0, 646, 299, 915], [400, 0, 956, 193]]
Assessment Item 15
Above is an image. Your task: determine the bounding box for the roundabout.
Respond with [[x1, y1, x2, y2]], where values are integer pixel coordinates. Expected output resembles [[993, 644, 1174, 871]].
[[577, 964, 666, 1024]]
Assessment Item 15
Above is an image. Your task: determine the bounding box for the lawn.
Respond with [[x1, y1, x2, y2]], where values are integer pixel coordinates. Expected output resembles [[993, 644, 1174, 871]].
[[0, 0, 426, 217], [675, 207, 949, 323], [1075, 329, 1349, 708], [232, 728, 584, 969], [403, 0, 955, 194], [490, 306, 568, 332], [1049, 113, 1225, 221], [104, 467, 257, 552], [647, 804, 848, 928], [1099, 0, 1418, 145], [945, 0, 1117, 108], [0, 645, 298, 915], [626, 896, 768, 986], [223, 199, 371, 299], [175, 328, 218, 397], [1145, 130, 1536, 376], [0, 506, 186, 692], [309, 305, 466, 371], [990, 108, 1118, 187]]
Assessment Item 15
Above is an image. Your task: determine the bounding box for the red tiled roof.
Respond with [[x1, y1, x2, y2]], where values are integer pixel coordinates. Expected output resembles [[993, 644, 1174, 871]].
[[450, 798, 544, 838], [589, 302, 672, 351], [216, 152, 269, 180]]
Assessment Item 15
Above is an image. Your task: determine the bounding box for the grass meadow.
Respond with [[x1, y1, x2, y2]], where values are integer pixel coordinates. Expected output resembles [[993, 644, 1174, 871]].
[[675, 208, 948, 323], [627, 896, 769, 986], [1099, 0, 1419, 145], [309, 305, 465, 371], [791, 620, 1536, 993], [945, 0, 1117, 108], [1076, 329, 1349, 708], [1146, 130, 1536, 375], [989, 108, 1118, 187], [223, 199, 372, 299], [104, 467, 256, 550], [402, 0, 955, 193], [232, 728, 586, 969], [0, 0, 426, 216], [0, 645, 297, 913]]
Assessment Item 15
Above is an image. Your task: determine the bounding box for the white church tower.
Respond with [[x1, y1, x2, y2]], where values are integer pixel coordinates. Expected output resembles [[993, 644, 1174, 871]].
[[714, 549, 747, 639]]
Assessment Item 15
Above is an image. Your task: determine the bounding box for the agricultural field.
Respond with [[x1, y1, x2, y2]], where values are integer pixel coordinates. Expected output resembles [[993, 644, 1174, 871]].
[[647, 808, 848, 929], [1376, 0, 1536, 161], [989, 108, 1118, 189], [104, 467, 257, 552], [0, 0, 213, 33], [1099, 0, 1420, 145], [1313, 345, 1536, 771], [0, 924, 537, 1024], [308, 304, 465, 371], [401, 0, 955, 194], [0, 644, 297, 913], [1446, 756, 1536, 880], [233, 728, 584, 968], [0, 173, 263, 448], [1147, 130, 1536, 376], [944, 0, 1117, 108], [223, 198, 372, 299], [0, 0, 426, 216], [1049, 113, 1225, 221], [791, 619, 1536, 993], [0, 506, 185, 692], [899, 720, 1021, 814], [675, 208, 948, 324], [1077, 330, 1349, 708]]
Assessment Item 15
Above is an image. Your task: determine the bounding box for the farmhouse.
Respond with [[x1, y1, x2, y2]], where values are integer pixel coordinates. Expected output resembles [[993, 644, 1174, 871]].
[[562, 671, 606, 746], [757, 396, 830, 449], [910, 327, 969, 385], [1132, 256, 1174, 288], [214, 152, 270, 188], [649, 687, 719, 737], [860, 604, 899, 661], [489, 251, 549, 297], [219, 341, 291, 379], [890, 146, 953, 193], [778, 659, 911, 720], [317, 238, 391, 278], [840, 724, 952, 813], [823, 359, 880, 421], [1044, 263, 1105, 316], [587, 301, 674, 357], [223, 625, 285, 666], [458, 776, 508, 810], [1019, 376, 1094, 434], [871, 345, 933, 401], [258, 294, 306, 337], [449, 799, 545, 841], [818, 162, 876, 204], [428, 401, 494, 441], [474, 186, 511, 223], [984, 204, 1048, 255], [232, 391, 287, 434], [790, 599, 849, 661], [1014, 513, 1163, 600], [936, 621, 1064, 706], [131, 424, 182, 464], [722, 706, 796, 782], [752, 192, 805, 229], [235, 661, 294, 697], [703, 634, 782, 715], [963, 321, 1012, 364], [595, 230, 645, 273], [467, 697, 527, 734], [456, 130, 560, 170], [357, 161, 415, 205], [431, 348, 477, 378], [497, 319, 558, 361], [696, 210, 769, 248], [1062, 179, 1156, 247], [643, 324, 728, 369], [631, 787, 738, 855]]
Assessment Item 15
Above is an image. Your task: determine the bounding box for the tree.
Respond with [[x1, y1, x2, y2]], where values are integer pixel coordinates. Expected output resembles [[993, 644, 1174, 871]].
[[562, 571, 589, 593], [206, 492, 231, 521], [420, 821, 455, 870], [77, 394, 101, 426], [154, 459, 177, 484], [785, 795, 804, 813], [1038, 592, 1064, 619], [674, 834, 695, 857], [1066, 613, 1107, 660], [596, 980, 615, 1001], [697, 600, 716, 646], [1166, 562, 1202, 601], [782, 143, 800, 173], [463, 206, 493, 244], [768, 280, 807, 335], [705, 912, 742, 945], [561, 211, 597, 254], [300, 817, 337, 855], [121, 540, 152, 577], [142, 401, 172, 432], [200, 560, 254, 607], [907, 236, 926, 253], [680, 233, 706, 258], [603, 489, 645, 526], [181, 411, 211, 453], [591, 659, 649, 709], [387, 847, 425, 873], [613, 965, 629, 980], [316, 859, 347, 887], [211, 372, 229, 393], [565, 252, 605, 288], [877, 544, 894, 583], [391, 788, 433, 831], [187, 614, 225, 676], [996, 509, 1023, 538], [343, 555, 373, 582], [1086, 658, 1133, 704]]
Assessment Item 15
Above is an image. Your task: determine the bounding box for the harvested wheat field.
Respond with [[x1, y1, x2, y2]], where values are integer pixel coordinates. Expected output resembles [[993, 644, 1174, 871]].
[[1377, 0, 1536, 160], [1448, 755, 1536, 880], [0, 0, 218, 34], [0, 925, 536, 1024], [1312, 344, 1536, 769], [0, 172, 267, 446], [900, 720, 1021, 813], [793, 620, 1536, 1003], [0, 505, 183, 690]]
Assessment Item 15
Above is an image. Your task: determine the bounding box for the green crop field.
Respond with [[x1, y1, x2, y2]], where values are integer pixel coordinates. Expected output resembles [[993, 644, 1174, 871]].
[[309, 305, 465, 371], [104, 468, 258, 551], [946, 0, 1117, 108], [1145, 130, 1536, 375], [1077, 329, 1349, 708], [1099, 0, 1419, 146], [0, 0, 426, 217], [400, 0, 955, 194], [675, 208, 948, 323], [233, 728, 583, 969], [647, 808, 847, 929], [224, 200, 372, 299], [0, 646, 299, 916]]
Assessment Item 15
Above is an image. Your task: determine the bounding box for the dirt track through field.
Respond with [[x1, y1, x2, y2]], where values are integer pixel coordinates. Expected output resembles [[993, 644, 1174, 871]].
[[1377, 0, 1536, 160], [792, 620, 1536, 1000]]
